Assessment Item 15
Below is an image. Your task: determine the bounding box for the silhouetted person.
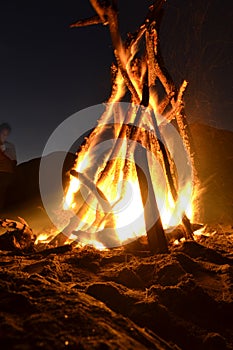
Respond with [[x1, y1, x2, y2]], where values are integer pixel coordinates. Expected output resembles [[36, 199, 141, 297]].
[[0, 123, 17, 211]]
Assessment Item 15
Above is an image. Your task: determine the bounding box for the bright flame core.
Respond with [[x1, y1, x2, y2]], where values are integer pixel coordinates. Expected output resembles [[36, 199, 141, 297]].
[[62, 104, 194, 249]]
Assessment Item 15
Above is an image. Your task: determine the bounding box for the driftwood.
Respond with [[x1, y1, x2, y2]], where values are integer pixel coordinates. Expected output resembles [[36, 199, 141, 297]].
[[0, 218, 35, 253]]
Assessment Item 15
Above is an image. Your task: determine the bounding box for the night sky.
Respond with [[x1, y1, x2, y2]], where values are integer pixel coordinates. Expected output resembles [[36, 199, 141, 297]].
[[0, 0, 232, 163]]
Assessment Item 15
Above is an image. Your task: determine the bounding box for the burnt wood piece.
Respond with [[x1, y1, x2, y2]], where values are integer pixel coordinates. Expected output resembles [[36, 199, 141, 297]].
[[34, 244, 73, 256], [135, 70, 168, 254], [0, 229, 35, 253], [135, 147, 168, 254]]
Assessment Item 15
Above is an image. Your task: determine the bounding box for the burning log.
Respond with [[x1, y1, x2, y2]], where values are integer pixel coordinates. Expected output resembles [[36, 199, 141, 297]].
[[133, 67, 168, 254], [135, 147, 168, 254]]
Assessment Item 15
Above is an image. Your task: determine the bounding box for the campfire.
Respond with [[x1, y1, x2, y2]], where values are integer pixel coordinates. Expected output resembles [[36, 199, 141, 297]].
[[1, 2, 233, 350], [50, 0, 199, 253], [0, 1, 200, 254]]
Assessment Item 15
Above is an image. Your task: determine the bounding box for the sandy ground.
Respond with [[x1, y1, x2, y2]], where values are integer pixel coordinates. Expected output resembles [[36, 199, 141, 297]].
[[0, 223, 233, 350]]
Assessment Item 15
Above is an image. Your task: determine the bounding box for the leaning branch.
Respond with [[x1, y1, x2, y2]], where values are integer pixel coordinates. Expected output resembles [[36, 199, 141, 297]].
[[70, 15, 103, 28]]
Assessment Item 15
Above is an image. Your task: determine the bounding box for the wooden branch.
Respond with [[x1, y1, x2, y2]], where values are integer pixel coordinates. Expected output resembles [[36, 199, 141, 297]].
[[148, 18, 199, 230], [146, 27, 157, 88], [51, 168, 116, 247], [89, 0, 108, 24], [177, 80, 188, 103], [124, 69, 150, 169], [150, 110, 178, 201], [149, 110, 194, 240], [135, 145, 168, 254], [35, 244, 73, 256], [157, 92, 175, 115], [70, 170, 112, 214], [89, 0, 124, 53], [134, 68, 168, 254], [115, 52, 140, 104], [108, 65, 126, 103], [70, 15, 103, 28], [97, 106, 134, 187]]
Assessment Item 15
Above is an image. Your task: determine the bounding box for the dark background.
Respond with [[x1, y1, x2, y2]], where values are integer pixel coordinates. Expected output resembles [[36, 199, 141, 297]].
[[0, 0, 232, 163]]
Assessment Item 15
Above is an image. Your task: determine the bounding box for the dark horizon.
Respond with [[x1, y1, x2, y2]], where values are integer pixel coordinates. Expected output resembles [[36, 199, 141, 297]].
[[0, 0, 232, 164]]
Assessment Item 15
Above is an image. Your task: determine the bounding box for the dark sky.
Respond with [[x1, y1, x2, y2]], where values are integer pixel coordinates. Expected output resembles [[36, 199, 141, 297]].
[[0, 0, 232, 163]]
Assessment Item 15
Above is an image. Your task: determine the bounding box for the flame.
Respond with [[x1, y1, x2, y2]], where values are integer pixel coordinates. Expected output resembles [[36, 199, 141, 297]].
[[111, 173, 146, 242], [61, 112, 194, 249], [35, 230, 59, 245], [64, 177, 80, 210], [60, 29, 195, 250]]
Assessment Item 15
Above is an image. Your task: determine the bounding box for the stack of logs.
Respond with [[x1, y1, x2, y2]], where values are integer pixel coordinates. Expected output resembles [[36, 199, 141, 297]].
[[55, 0, 198, 253]]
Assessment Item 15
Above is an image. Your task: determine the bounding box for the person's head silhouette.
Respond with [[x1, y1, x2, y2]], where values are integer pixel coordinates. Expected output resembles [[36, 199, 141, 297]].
[[0, 123, 12, 145]]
